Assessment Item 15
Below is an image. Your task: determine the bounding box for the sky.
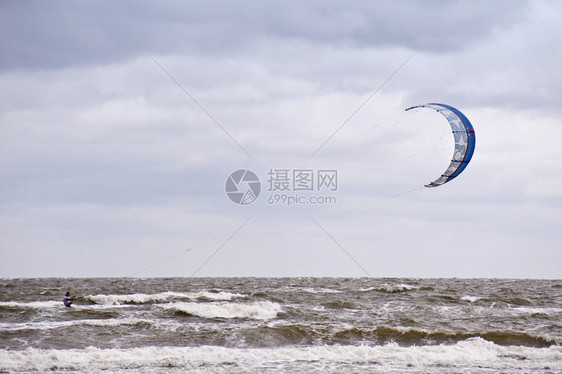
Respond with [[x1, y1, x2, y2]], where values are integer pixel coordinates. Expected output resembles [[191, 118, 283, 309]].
[[1, 0, 561, 278]]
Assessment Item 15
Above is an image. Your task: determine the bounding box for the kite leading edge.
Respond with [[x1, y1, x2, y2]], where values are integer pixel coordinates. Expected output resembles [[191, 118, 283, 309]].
[[405, 103, 476, 188]]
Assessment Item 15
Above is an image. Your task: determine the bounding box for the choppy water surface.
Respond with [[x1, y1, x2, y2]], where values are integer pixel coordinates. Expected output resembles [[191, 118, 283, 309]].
[[1, 278, 560, 373]]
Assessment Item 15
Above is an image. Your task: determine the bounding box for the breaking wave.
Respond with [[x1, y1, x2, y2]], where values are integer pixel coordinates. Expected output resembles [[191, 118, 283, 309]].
[[2, 278, 560, 372], [1, 339, 560, 373], [360, 283, 420, 293], [85, 290, 244, 305], [332, 326, 558, 348], [0, 301, 61, 310], [162, 301, 282, 320], [461, 295, 481, 303], [301, 287, 343, 294], [0, 318, 152, 332]]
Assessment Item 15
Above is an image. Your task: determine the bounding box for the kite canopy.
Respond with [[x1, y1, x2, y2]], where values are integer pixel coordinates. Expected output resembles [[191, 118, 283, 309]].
[[405, 103, 476, 188]]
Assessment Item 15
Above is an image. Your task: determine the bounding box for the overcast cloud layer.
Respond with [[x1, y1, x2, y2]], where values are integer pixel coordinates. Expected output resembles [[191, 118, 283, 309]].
[[1, 1, 561, 278]]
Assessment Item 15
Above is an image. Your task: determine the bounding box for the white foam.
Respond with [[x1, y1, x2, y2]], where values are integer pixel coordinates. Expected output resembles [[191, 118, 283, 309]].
[[86, 290, 244, 305], [197, 290, 246, 300], [510, 306, 562, 316], [162, 301, 282, 320], [0, 318, 151, 332], [0, 291, 244, 309], [302, 287, 343, 294], [359, 286, 376, 292], [0, 300, 62, 309], [461, 295, 481, 303], [361, 283, 419, 293], [1, 339, 560, 373]]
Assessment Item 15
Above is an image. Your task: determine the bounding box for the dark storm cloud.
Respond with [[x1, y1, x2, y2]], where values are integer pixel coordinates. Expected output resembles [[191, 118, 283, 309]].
[[1, 0, 531, 71]]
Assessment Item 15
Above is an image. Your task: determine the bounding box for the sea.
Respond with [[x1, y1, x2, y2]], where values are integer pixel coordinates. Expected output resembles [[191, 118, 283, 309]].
[[0, 278, 560, 373]]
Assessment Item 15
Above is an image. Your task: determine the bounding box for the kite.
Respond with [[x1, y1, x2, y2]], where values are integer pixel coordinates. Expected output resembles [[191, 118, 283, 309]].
[[405, 103, 476, 188]]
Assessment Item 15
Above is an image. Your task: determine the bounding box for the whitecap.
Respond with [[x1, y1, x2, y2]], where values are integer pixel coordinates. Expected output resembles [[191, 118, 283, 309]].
[[1, 339, 561, 373], [0, 318, 151, 332], [362, 284, 419, 293], [161, 301, 282, 320], [461, 295, 481, 303], [0, 300, 61, 309], [86, 290, 244, 305], [302, 287, 343, 294]]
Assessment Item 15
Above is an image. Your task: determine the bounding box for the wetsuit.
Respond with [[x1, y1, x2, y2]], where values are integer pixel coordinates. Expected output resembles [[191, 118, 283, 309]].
[[63, 295, 74, 307]]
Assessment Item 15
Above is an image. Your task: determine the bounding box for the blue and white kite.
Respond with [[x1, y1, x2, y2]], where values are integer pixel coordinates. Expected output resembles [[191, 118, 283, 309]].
[[405, 103, 476, 188]]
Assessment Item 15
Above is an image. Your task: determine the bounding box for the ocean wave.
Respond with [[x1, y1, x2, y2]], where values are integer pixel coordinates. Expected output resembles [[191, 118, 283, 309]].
[[485, 296, 534, 306], [0, 300, 62, 309], [246, 324, 314, 346], [321, 300, 356, 309], [162, 301, 282, 320], [360, 283, 420, 293], [302, 287, 343, 294], [0, 291, 245, 310], [234, 322, 561, 349], [332, 326, 558, 348], [0, 318, 152, 332], [86, 290, 244, 305], [509, 306, 562, 317], [461, 295, 481, 303], [1, 340, 560, 373]]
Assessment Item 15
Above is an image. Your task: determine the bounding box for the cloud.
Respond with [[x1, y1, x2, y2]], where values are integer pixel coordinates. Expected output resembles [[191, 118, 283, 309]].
[[0, 1, 561, 278], [1, 0, 531, 71]]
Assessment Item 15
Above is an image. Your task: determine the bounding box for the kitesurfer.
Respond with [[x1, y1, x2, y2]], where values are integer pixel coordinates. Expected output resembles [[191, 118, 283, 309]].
[[63, 291, 75, 307]]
